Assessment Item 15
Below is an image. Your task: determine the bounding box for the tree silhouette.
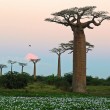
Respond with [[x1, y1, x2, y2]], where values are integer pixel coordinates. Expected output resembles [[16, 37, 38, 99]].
[[45, 6, 110, 93], [8, 60, 16, 73], [50, 47, 65, 77], [18, 62, 27, 73], [60, 40, 94, 54], [30, 59, 40, 81], [0, 64, 7, 76]]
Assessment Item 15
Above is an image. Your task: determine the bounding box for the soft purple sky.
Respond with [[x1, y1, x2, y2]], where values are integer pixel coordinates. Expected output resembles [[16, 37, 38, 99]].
[[0, 0, 110, 78]]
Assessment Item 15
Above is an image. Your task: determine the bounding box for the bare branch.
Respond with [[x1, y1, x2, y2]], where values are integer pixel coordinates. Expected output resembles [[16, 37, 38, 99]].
[[18, 62, 27, 67], [60, 40, 94, 54], [8, 60, 17, 64], [86, 42, 94, 53], [50, 47, 65, 55], [82, 11, 110, 29], [30, 59, 40, 63], [45, 18, 69, 26], [0, 64, 7, 68]]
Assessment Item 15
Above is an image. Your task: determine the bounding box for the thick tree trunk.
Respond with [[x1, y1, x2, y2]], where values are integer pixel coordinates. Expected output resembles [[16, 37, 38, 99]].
[[57, 54, 61, 77], [72, 29, 86, 93], [33, 63, 36, 81]]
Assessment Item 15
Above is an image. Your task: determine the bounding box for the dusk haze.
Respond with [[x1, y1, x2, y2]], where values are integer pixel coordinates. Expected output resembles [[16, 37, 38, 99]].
[[0, 0, 110, 78]]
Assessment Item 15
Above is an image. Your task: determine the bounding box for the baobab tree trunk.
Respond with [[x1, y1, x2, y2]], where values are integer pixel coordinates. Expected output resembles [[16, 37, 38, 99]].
[[21, 66, 23, 73], [11, 64, 12, 73], [33, 63, 36, 81], [0, 68, 2, 76], [57, 54, 61, 77], [72, 29, 86, 93]]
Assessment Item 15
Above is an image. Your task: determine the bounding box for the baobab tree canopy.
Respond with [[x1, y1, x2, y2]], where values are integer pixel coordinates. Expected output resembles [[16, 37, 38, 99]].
[[19, 63, 27, 67], [0, 64, 7, 69], [60, 40, 94, 53], [0, 64, 7, 76], [8, 60, 16, 64], [50, 47, 65, 55], [45, 6, 110, 30], [30, 59, 40, 63]]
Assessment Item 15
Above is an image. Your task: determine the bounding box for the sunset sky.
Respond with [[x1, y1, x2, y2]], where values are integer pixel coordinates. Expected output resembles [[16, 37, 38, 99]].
[[0, 0, 110, 78]]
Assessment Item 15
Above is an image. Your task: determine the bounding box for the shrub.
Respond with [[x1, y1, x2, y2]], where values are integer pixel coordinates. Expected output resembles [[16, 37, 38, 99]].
[[45, 74, 55, 85], [0, 72, 30, 89], [36, 75, 45, 82], [64, 73, 72, 86], [105, 77, 110, 86], [54, 77, 70, 91]]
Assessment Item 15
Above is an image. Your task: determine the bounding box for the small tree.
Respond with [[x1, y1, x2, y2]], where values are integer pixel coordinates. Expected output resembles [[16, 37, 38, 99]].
[[45, 6, 110, 93], [0, 64, 7, 76], [30, 59, 40, 81], [18, 62, 27, 73], [8, 60, 16, 73], [50, 47, 65, 77]]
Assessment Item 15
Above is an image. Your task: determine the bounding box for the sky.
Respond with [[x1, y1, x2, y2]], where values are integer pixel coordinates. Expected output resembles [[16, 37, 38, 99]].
[[0, 0, 110, 78]]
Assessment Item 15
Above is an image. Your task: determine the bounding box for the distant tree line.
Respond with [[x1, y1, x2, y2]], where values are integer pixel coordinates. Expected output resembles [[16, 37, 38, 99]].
[[43, 73, 110, 91], [0, 71, 109, 91]]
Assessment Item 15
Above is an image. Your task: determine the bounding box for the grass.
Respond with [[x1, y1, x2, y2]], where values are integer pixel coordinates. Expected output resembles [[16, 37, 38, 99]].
[[25, 82, 63, 93], [87, 86, 110, 97], [0, 82, 110, 97], [0, 82, 65, 97]]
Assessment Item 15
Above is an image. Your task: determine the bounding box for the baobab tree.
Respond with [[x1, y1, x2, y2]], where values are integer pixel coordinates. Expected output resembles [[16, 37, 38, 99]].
[[45, 6, 110, 93], [60, 40, 94, 54], [30, 59, 40, 81], [18, 62, 27, 73], [0, 64, 7, 76], [50, 47, 65, 77], [8, 60, 16, 73]]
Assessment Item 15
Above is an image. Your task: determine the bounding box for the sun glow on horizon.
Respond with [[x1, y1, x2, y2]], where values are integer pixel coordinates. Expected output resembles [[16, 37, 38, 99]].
[[25, 53, 39, 60]]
